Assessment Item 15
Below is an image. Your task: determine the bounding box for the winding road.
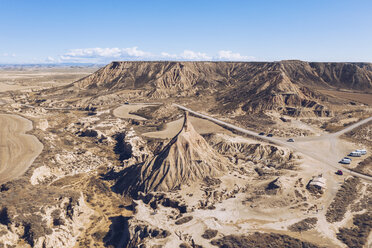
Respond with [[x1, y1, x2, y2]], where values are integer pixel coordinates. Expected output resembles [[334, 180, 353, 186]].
[[173, 104, 372, 182]]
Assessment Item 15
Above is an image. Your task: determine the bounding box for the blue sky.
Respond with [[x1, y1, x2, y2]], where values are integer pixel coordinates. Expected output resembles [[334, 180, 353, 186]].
[[0, 0, 371, 63]]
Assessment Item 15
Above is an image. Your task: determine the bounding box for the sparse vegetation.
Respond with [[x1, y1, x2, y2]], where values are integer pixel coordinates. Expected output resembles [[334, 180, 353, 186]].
[[350, 156, 372, 177], [321, 122, 345, 133], [175, 216, 193, 225], [211, 232, 320, 248], [288, 217, 318, 232], [337, 212, 372, 248], [326, 177, 360, 223], [306, 182, 324, 196], [202, 229, 218, 239]]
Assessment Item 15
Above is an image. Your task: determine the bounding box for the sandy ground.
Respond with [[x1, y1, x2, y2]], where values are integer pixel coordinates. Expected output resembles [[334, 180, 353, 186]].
[[113, 104, 158, 120], [0, 114, 43, 184], [143, 116, 232, 139], [0, 82, 32, 92], [320, 89, 372, 105], [0, 67, 95, 92]]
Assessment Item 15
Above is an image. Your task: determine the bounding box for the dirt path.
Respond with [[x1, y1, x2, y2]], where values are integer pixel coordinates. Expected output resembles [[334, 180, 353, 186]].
[[0, 114, 43, 184], [334, 117, 372, 136]]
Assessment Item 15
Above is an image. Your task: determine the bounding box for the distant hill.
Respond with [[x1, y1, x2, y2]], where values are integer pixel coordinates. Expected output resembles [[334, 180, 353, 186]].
[[71, 61, 372, 116], [0, 63, 103, 69]]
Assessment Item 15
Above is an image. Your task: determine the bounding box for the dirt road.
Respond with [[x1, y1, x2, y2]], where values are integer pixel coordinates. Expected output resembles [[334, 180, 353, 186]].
[[0, 114, 43, 184], [173, 104, 372, 182]]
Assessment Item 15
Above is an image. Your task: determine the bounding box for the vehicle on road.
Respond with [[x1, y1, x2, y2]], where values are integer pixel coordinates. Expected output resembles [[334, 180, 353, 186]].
[[259, 132, 265, 136], [356, 149, 367, 155], [349, 151, 362, 157], [335, 170, 343, 175], [267, 134, 273, 137], [339, 158, 351, 164], [287, 138, 295, 142]]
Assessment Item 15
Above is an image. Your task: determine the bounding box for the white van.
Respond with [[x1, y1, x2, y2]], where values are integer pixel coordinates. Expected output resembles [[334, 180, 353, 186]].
[[356, 149, 367, 155], [339, 158, 351, 164], [349, 151, 362, 157]]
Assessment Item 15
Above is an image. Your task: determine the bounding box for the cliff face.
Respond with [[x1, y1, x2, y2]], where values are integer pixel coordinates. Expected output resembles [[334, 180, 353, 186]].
[[309, 62, 372, 90], [73, 61, 372, 115], [76, 60, 372, 91], [75, 61, 258, 97], [279, 60, 372, 90]]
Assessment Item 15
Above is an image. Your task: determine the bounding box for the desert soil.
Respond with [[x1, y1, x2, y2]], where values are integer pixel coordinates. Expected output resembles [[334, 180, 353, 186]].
[[0, 67, 96, 92], [143, 115, 232, 138], [320, 89, 372, 105], [0, 114, 43, 184], [1, 62, 371, 248]]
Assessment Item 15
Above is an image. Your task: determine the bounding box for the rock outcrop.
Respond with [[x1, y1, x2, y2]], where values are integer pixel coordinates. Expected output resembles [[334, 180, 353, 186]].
[[206, 133, 298, 167], [0, 193, 94, 248], [114, 112, 228, 196]]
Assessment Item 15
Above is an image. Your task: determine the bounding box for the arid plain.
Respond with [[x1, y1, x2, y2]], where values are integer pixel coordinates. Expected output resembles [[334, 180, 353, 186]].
[[0, 61, 371, 248]]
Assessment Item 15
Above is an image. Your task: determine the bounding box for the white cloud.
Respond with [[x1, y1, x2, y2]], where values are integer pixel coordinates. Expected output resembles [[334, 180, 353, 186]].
[[60, 47, 153, 63], [160, 52, 178, 59], [46, 56, 56, 62], [216, 50, 254, 61], [161, 50, 253, 61], [1, 53, 16, 57], [65, 48, 121, 57], [122, 47, 149, 57], [160, 50, 211, 60], [54, 47, 253, 63], [179, 50, 211, 60]]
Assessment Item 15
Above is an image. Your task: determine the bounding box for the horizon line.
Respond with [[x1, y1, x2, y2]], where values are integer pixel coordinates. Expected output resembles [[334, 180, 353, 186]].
[[1, 59, 372, 66]]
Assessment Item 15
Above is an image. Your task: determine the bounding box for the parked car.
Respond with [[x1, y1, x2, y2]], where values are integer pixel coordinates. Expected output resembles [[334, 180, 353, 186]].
[[259, 132, 265, 136], [339, 158, 351, 164], [267, 134, 273, 137], [343, 157, 352, 161], [287, 138, 295, 142], [335, 170, 343, 175], [124, 102, 129, 105], [349, 151, 362, 157], [355, 149, 367, 155]]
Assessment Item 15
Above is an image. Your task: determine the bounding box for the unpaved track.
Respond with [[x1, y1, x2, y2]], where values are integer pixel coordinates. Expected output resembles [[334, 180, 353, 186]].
[[173, 104, 372, 182], [334, 117, 372, 136], [0, 114, 43, 184]]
